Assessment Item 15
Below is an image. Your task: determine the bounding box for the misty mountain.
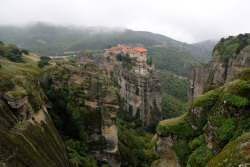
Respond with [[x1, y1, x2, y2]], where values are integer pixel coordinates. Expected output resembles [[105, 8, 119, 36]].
[[0, 22, 213, 57], [191, 40, 218, 50], [0, 22, 173, 54]]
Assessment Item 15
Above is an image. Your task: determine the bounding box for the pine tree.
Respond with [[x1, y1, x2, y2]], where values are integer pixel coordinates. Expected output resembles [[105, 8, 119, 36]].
[[149, 56, 152, 65]]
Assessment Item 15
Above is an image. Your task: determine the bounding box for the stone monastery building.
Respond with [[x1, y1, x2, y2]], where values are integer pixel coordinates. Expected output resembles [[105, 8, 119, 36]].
[[105, 44, 148, 64]]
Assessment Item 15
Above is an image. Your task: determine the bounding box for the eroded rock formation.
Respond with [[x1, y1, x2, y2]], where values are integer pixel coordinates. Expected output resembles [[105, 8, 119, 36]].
[[42, 60, 121, 166], [101, 45, 162, 126], [188, 45, 250, 102]]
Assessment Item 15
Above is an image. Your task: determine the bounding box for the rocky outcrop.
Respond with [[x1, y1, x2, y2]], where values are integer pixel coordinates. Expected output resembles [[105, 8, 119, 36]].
[[75, 50, 94, 65], [153, 136, 180, 167], [188, 38, 250, 102], [206, 132, 250, 167], [0, 64, 70, 167], [101, 50, 162, 126], [153, 67, 250, 167], [155, 35, 250, 166], [115, 66, 162, 126], [188, 63, 212, 102], [43, 61, 121, 167]]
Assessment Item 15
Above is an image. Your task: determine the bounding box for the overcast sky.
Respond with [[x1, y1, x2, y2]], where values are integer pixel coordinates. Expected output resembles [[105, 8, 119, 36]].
[[0, 0, 250, 43]]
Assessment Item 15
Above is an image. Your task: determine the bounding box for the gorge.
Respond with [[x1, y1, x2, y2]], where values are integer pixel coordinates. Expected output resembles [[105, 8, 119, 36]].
[[0, 30, 249, 167]]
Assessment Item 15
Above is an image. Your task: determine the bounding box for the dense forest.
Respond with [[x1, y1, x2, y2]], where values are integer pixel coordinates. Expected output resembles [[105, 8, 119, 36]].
[[157, 71, 188, 119], [148, 45, 211, 76]]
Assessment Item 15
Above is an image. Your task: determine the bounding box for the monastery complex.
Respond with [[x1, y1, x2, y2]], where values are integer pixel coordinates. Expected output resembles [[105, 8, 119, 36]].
[[105, 44, 147, 64], [104, 44, 153, 75]]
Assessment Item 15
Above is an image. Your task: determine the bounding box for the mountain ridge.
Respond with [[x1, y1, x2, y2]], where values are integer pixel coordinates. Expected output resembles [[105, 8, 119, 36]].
[[0, 22, 215, 57]]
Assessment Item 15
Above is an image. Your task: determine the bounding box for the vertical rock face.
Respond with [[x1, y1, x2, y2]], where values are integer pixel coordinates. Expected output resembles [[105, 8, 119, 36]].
[[101, 46, 162, 126], [0, 64, 70, 167], [45, 61, 122, 167], [115, 66, 162, 126], [188, 44, 250, 102], [153, 136, 180, 167], [188, 63, 212, 102]]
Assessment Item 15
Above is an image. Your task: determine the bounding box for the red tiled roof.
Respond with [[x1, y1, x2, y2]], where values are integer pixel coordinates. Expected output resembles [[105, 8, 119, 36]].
[[107, 44, 131, 51], [107, 45, 147, 53], [130, 48, 147, 53]]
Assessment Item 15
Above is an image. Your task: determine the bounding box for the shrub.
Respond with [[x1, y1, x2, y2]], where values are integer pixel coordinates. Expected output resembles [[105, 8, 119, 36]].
[[187, 145, 213, 167], [173, 140, 191, 166], [193, 91, 219, 109], [0, 80, 14, 91], [157, 116, 195, 138], [189, 135, 206, 150], [211, 115, 237, 141], [240, 68, 250, 81], [223, 93, 248, 107], [215, 117, 237, 140], [38, 56, 51, 68], [21, 49, 29, 55], [231, 118, 250, 140], [210, 114, 225, 126]]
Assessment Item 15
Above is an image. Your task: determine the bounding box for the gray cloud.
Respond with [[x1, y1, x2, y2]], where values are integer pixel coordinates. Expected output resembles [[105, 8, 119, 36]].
[[1, 0, 250, 43]]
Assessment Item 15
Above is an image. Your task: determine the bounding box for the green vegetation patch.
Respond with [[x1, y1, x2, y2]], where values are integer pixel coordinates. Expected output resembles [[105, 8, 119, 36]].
[[157, 114, 195, 138], [187, 145, 213, 167], [190, 90, 220, 130], [157, 70, 188, 102], [38, 56, 51, 68], [223, 93, 248, 107], [188, 134, 206, 150], [4, 90, 27, 98], [210, 114, 237, 141], [173, 140, 191, 166], [150, 135, 158, 147], [162, 93, 187, 119], [65, 139, 97, 167], [0, 79, 14, 92], [215, 117, 237, 141], [216, 34, 250, 61], [240, 68, 250, 81], [192, 90, 219, 110], [1, 65, 15, 72], [206, 132, 250, 167], [241, 45, 250, 52], [0, 42, 26, 63], [219, 44, 238, 61], [116, 112, 159, 166]]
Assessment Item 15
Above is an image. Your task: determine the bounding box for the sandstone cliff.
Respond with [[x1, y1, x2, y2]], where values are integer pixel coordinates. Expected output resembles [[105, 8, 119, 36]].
[[0, 62, 70, 167], [40, 60, 121, 167], [115, 65, 162, 126], [188, 34, 250, 102], [101, 47, 162, 126]]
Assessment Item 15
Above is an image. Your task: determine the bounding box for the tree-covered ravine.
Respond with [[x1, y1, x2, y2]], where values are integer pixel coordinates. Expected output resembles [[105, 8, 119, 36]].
[[0, 33, 249, 167]]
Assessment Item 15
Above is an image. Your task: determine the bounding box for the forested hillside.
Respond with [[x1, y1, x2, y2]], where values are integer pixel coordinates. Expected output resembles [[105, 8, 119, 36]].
[[0, 22, 215, 59]]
